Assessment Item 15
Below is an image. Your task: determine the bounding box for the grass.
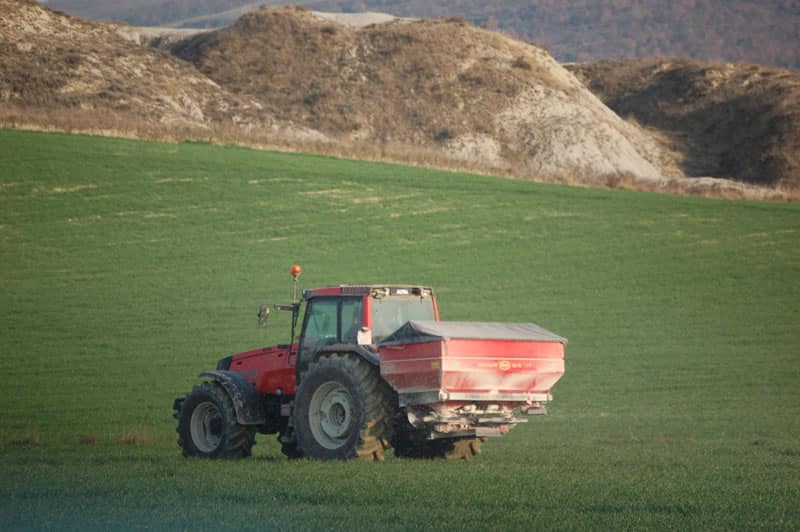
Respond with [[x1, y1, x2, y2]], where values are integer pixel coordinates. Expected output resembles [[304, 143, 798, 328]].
[[3, 105, 796, 202], [1, 129, 799, 530]]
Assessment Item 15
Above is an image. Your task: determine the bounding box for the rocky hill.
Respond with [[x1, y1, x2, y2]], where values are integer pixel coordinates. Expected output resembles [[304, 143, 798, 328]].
[[568, 59, 800, 185], [45, 0, 800, 70], [169, 6, 679, 180], [0, 0, 229, 130], [0, 1, 332, 142]]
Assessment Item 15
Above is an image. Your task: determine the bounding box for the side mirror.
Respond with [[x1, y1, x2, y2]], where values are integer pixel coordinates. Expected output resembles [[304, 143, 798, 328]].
[[257, 304, 270, 329]]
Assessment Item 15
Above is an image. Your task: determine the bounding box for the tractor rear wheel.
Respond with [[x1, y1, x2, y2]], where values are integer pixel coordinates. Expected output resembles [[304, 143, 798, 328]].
[[175, 382, 255, 458], [293, 353, 393, 461]]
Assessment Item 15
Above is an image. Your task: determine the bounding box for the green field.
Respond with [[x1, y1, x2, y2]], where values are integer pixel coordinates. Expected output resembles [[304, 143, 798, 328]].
[[1, 129, 798, 530]]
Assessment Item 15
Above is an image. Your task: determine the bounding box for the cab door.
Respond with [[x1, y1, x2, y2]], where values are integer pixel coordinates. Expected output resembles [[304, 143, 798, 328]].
[[297, 297, 364, 371]]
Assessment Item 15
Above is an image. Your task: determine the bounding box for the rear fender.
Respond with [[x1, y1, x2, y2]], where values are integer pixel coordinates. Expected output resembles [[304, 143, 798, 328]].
[[317, 344, 380, 366], [199, 370, 266, 425]]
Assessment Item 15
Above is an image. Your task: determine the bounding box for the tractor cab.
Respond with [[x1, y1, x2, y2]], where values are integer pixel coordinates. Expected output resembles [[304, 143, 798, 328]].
[[295, 285, 439, 369], [235, 274, 439, 397]]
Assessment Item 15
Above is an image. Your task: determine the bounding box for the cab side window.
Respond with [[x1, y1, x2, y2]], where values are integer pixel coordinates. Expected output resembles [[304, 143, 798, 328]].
[[300, 299, 338, 361], [340, 298, 363, 343], [299, 297, 365, 362]]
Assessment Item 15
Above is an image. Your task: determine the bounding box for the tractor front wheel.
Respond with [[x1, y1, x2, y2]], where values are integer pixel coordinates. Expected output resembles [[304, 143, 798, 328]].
[[175, 382, 255, 458], [293, 353, 393, 460]]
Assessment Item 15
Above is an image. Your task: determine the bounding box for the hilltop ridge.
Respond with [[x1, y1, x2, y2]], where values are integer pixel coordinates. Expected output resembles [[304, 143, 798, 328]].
[[45, 0, 800, 70]]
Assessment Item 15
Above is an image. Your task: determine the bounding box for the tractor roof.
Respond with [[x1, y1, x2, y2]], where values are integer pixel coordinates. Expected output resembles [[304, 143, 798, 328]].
[[304, 285, 434, 298]]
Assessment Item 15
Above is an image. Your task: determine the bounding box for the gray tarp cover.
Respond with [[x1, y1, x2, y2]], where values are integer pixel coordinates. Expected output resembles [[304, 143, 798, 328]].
[[379, 320, 567, 346]]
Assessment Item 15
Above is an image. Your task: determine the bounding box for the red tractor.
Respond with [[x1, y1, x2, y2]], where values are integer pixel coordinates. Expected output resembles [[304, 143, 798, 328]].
[[173, 266, 566, 460]]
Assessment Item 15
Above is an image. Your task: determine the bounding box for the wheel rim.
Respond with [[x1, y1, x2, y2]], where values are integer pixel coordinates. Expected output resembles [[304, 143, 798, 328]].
[[190, 401, 223, 453], [308, 381, 354, 449]]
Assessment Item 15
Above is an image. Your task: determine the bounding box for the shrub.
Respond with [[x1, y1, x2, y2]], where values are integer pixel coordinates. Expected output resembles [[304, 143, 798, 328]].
[[512, 56, 533, 70]]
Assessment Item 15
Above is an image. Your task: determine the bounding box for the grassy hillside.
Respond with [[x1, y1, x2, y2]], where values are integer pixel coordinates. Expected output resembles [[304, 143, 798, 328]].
[[1, 129, 799, 529]]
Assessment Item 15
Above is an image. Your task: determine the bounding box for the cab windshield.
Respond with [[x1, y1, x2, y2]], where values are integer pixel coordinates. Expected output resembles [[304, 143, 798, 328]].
[[371, 296, 435, 342]]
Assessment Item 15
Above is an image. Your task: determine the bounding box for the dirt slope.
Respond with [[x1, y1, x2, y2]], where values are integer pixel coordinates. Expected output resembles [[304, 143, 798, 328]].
[[0, 0, 326, 141], [568, 59, 800, 185], [170, 7, 680, 179], [1, 0, 222, 129]]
